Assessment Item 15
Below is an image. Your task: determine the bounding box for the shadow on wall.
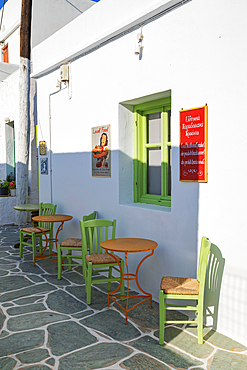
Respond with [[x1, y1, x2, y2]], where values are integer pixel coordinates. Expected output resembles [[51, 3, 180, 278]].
[[204, 243, 225, 335]]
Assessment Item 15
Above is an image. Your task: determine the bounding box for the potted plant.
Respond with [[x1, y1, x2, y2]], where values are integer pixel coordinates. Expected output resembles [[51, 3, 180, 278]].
[[0, 180, 9, 196], [9, 181, 16, 197]]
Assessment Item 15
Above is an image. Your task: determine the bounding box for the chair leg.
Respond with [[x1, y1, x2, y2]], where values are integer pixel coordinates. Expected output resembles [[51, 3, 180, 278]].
[[19, 231, 24, 258], [57, 245, 62, 280], [38, 235, 43, 254], [197, 305, 203, 344], [86, 262, 92, 305], [120, 259, 125, 301], [68, 250, 72, 271], [159, 290, 165, 345], [32, 234, 37, 263]]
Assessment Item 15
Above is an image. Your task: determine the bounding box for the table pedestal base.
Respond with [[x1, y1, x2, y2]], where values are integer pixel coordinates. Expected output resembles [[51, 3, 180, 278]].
[[107, 250, 154, 323], [33, 221, 64, 264]]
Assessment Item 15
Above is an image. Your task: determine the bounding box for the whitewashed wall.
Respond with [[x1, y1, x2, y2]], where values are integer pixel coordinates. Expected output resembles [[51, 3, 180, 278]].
[[32, 0, 247, 346]]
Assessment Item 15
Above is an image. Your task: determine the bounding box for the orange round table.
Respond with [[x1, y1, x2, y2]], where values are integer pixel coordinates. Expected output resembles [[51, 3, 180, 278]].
[[32, 214, 73, 263], [100, 237, 158, 323]]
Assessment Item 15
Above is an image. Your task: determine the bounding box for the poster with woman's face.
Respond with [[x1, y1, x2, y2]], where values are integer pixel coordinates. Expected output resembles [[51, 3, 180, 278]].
[[92, 125, 111, 177]]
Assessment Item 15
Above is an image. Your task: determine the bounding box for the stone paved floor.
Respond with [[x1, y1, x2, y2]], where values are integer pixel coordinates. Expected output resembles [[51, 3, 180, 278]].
[[1, 224, 247, 370]]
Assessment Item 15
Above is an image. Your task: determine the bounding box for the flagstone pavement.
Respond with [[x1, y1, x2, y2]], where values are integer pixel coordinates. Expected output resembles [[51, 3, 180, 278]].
[[1, 224, 247, 370]]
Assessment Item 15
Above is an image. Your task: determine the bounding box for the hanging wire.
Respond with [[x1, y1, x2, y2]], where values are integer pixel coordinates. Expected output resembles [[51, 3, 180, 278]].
[[0, 0, 6, 32]]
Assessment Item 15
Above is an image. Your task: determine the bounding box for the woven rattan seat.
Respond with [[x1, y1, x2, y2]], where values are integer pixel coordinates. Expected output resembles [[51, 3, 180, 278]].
[[160, 276, 199, 295], [21, 227, 50, 234], [60, 238, 82, 248], [86, 253, 122, 264]]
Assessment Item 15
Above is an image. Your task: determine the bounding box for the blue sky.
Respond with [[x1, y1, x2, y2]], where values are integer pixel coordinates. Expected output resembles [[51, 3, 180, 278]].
[[0, 0, 8, 10]]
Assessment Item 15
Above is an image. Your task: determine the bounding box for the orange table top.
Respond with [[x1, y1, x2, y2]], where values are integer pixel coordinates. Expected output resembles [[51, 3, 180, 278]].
[[32, 214, 73, 223], [100, 238, 158, 253]]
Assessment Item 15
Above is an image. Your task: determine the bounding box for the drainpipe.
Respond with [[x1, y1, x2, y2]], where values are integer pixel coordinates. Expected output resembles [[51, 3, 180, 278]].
[[48, 84, 67, 204]]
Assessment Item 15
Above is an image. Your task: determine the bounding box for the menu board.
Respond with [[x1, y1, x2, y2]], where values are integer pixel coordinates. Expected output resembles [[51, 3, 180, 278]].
[[179, 105, 208, 182]]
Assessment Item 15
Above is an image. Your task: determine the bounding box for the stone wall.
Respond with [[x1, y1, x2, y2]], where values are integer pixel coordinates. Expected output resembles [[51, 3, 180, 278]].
[[0, 196, 17, 225]]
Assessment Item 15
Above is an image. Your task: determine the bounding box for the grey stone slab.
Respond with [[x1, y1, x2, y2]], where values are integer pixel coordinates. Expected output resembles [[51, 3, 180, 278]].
[[0, 276, 33, 293], [0, 330, 45, 356], [113, 296, 159, 330], [0, 251, 9, 257], [47, 321, 97, 356], [19, 262, 44, 274], [13, 296, 45, 305], [154, 326, 213, 358], [62, 271, 85, 284], [16, 348, 49, 364], [121, 353, 170, 369], [46, 358, 55, 366], [133, 336, 203, 368], [0, 357, 17, 370], [21, 366, 51, 370], [4, 255, 21, 261], [7, 312, 70, 331], [46, 290, 87, 314], [0, 247, 13, 251], [185, 325, 247, 351], [66, 285, 108, 310], [71, 309, 94, 319], [23, 253, 34, 261], [59, 342, 132, 370], [10, 268, 20, 272], [0, 265, 16, 271], [0, 269, 8, 276], [0, 330, 9, 338], [0, 308, 5, 330], [94, 282, 123, 293], [210, 349, 247, 369], [43, 274, 70, 286], [0, 259, 17, 265], [2, 302, 14, 307], [28, 276, 45, 283], [37, 259, 58, 275], [0, 283, 56, 303], [7, 303, 46, 316], [81, 309, 141, 341]]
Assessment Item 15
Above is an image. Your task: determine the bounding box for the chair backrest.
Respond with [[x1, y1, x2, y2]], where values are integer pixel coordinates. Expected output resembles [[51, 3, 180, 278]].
[[38, 202, 57, 228], [80, 219, 116, 256], [197, 236, 211, 300], [82, 211, 97, 247]]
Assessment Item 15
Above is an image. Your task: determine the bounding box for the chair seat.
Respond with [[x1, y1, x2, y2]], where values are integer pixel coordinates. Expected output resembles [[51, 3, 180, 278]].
[[160, 276, 199, 295], [60, 238, 82, 247], [21, 226, 50, 234], [86, 253, 122, 264]]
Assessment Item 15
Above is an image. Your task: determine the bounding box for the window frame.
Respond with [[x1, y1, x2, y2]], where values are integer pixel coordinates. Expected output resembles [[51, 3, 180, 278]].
[[133, 97, 171, 207]]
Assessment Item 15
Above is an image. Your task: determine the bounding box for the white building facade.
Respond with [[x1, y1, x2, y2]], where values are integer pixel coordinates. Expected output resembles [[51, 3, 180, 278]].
[[32, 0, 247, 346], [0, 0, 96, 208]]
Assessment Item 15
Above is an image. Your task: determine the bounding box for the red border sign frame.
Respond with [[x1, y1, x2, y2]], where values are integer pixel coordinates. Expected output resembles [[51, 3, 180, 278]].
[[179, 105, 208, 182]]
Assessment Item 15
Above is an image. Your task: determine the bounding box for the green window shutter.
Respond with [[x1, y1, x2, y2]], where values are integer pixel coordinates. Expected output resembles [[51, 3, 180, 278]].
[[133, 97, 171, 207]]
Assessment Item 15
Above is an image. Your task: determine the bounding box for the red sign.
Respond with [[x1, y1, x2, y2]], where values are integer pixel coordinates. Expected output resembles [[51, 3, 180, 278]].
[[179, 105, 208, 182]]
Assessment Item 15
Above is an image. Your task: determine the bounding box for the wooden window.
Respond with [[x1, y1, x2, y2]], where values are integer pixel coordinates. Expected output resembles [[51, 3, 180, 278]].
[[2, 44, 9, 63], [134, 97, 171, 207]]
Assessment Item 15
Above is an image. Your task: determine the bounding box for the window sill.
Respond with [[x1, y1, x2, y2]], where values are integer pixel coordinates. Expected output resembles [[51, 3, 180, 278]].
[[119, 201, 171, 213]]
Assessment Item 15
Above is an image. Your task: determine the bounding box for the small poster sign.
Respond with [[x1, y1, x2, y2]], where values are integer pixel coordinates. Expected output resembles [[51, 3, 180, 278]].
[[92, 125, 111, 177], [40, 158, 48, 175], [179, 105, 208, 182]]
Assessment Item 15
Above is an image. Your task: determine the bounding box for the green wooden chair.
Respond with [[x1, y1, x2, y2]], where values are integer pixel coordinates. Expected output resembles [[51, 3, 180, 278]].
[[159, 236, 211, 345], [79, 218, 125, 305], [19, 202, 57, 262], [57, 211, 97, 279]]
